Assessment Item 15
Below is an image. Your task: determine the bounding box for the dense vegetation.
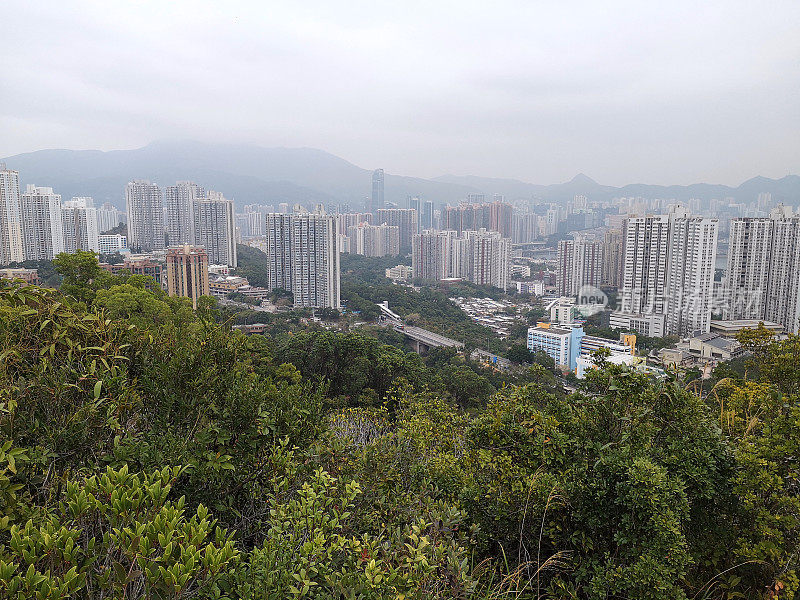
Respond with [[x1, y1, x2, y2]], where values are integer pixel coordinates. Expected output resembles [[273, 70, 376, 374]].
[[0, 252, 798, 599]]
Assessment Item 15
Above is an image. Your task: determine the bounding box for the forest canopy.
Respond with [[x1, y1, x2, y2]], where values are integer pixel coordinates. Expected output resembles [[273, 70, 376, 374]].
[[0, 254, 798, 599]]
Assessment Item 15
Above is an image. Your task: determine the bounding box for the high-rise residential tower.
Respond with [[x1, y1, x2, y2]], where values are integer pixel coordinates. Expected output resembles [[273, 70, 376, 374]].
[[601, 229, 623, 288], [61, 197, 100, 254], [96, 202, 124, 233], [460, 229, 512, 290], [412, 228, 511, 289], [20, 185, 64, 261], [726, 205, 800, 333], [165, 245, 210, 310], [664, 213, 718, 336], [371, 169, 384, 214], [125, 180, 164, 252], [166, 181, 205, 246], [412, 230, 458, 281], [557, 237, 604, 296], [192, 191, 237, 267], [376, 208, 418, 253], [0, 165, 25, 265], [264, 212, 340, 308], [347, 222, 400, 257], [613, 207, 718, 337]]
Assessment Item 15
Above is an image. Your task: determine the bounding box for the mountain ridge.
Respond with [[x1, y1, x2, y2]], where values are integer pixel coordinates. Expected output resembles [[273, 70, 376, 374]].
[[2, 141, 797, 210]]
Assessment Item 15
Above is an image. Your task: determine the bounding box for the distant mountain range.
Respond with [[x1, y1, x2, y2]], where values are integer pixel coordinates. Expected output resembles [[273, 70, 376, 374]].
[[2, 140, 798, 210]]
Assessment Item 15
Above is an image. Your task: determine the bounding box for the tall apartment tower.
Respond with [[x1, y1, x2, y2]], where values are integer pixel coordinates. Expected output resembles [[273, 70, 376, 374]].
[[614, 207, 718, 337], [371, 169, 385, 214], [412, 229, 510, 289], [264, 212, 340, 308], [347, 222, 400, 257], [166, 181, 205, 245], [461, 229, 512, 290], [165, 245, 210, 310], [0, 165, 25, 265], [192, 191, 237, 267], [376, 208, 418, 253], [125, 180, 164, 252], [557, 238, 604, 296], [412, 230, 458, 281], [489, 201, 513, 238], [421, 199, 434, 230], [61, 197, 100, 254], [726, 206, 800, 333], [20, 185, 64, 261], [601, 229, 623, 288], [664, 213, 718, 336], [619, 214, 671, 319], [96, 202, 124, 233]]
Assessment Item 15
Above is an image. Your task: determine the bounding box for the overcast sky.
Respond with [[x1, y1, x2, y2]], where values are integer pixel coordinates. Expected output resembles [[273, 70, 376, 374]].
[[1, 0, 798, 186]]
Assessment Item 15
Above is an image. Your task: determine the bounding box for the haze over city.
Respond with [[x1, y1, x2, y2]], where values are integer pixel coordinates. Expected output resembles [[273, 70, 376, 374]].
[[1, 0, 799, 185]]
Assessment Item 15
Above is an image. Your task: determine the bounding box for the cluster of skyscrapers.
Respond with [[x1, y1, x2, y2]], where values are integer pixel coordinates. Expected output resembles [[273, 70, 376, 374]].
[[554, 199, 800, 337], [724, 205, 800, 333], [0, 165, 127, 265], [412, 228, 512, 290], [126, 180, 237, 267]]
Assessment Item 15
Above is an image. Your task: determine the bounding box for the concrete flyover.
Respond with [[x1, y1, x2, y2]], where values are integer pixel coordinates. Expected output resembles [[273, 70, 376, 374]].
[[376, 301, 465, 354], [393, 324, 465, 353]]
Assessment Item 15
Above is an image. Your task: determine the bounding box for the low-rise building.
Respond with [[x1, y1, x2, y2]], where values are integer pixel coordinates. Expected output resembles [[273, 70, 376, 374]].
[[709, 319, 784, 338], [100, 256, 163, 286], [385, 264, 413, 281], [0, 268, 40, 286], [515, 280, 544, 296], [688, 332, 744, 362], [609, 311, 666, 337], [98, 234, 127, 254], [658, 347, 695, 369], [527, 322, 584, 370], [209, 275, 250, 297], [548, 297, 576, 324]]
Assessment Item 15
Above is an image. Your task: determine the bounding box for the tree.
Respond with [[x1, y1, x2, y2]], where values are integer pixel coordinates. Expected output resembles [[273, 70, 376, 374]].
[[440, 364, 495, 406], [52, 250, 117, 303], [505, 343, 533, 364]]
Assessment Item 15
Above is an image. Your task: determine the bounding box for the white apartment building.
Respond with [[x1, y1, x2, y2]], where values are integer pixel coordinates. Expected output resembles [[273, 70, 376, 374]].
[[665, 213, 718, 336], [165, 181, 205, 246], [411, 228, 511, 290], [618, 214, 670, 318], [726, 205, 800, 333], [412, 229, 458, 281], [126, 180, 164, 252], [245, 211, 263, 237], [385, 264, 413, 281], [192, 191, 237, 267], [613, 206, 718, 337], [0, 165, 25, 265], [556, 237, 604, 296], [98, 234, 128, 254], [336, 213, 372, 236], [61, 197, 100, 254], [346, 222, 400, 257], [96, 202, 124, 233], [461, 229, 511, 290], [20, 185, 65, 261], [264, 212, 340, 308], [376, 208, 418, 251]]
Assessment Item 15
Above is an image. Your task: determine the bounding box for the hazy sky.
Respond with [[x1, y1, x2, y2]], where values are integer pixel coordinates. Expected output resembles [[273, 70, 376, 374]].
[[1, 0, 798, 185]]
